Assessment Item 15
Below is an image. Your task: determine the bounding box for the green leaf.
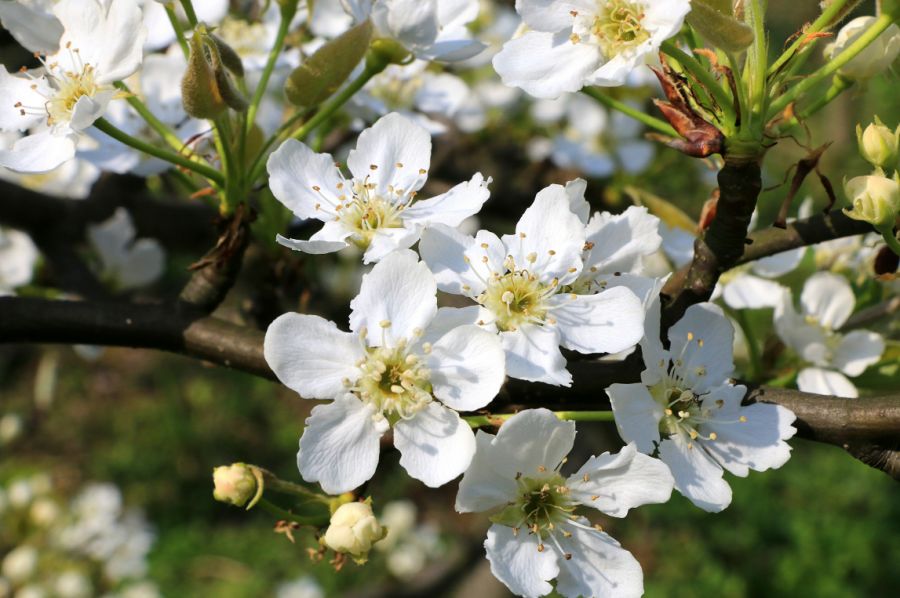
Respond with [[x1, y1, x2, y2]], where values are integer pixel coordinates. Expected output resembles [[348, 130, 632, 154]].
[[687, 0, 755, 52]]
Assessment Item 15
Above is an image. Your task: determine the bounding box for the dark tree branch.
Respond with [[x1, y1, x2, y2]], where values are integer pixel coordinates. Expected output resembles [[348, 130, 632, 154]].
[[2, 296, 898, 478]]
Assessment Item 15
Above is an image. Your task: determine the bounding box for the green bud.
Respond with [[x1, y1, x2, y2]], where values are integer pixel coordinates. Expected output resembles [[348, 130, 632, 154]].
[[285, 19, 373, 107], [843, 170, 900, 230], [366, 37, 412, 70], [686, 0, 755, 52], [212, 463, 262, 508], [209, 33, 245, 79], [181, 29, 227, 119], [857, 117, 899, 170]]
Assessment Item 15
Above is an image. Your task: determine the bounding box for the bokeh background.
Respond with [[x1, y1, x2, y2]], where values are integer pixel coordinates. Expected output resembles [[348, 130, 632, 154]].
[[2, 1, 899, 597]]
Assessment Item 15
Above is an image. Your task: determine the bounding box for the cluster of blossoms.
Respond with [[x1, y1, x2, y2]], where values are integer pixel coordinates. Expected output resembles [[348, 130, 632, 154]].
[[0, 0, 897, 596], [0, 474, 159, 598]]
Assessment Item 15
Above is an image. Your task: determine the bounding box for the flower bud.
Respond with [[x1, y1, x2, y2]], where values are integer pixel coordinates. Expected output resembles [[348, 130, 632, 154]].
[[843, 171, 900, 229], [212, 463, 259, 508], [182, 28, 227, 119], [857, 117, 899, 169], [824, 16, 900, 80], [323, 501, 386, 560]]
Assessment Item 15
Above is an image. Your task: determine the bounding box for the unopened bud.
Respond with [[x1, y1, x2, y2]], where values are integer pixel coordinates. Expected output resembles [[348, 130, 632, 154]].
[[843, 171, 900, 229], [209, 33, 245, 79], [686, 0, 754, 52], [181, 25, 248, 118], [824, 16, 900, 81], [857, 117, 899, 169], [323, 501, 386, 560], [212, 463, 260, 508]]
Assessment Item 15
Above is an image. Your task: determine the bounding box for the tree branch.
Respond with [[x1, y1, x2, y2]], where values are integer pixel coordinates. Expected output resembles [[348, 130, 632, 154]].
[[2, 296, 898, 478]]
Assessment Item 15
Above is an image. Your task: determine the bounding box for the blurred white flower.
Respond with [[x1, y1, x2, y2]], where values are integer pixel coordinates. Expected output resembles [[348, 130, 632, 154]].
[[1, 546, 37, 584], [0, 226, 38, 295], [275, 576, 324, 598], [824, 15, 900, 81], [87, 208, 165, 292]]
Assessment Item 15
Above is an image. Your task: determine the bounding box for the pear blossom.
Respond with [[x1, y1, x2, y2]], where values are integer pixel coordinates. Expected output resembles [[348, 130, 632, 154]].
[[87, 208, 165, 292], [0, 225, 38, 295], [341, 0, 485, 62], [0, 0, 146, 173], [419, 180, 645, 385], [608, 302, 797, 512], [0, 0, 63, 54], [456, 408, 674, 598], [275, 576, 324, 598], [774, 272, 885, 398], [0, 131, 99, 197], [267, 112, 491, 263], [824, 15, 900, 81], [493, 0, 692, 98], [264, 250, 506, 494]]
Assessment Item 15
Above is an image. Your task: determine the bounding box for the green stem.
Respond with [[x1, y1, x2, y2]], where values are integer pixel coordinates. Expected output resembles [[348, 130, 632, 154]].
[[164, 3, 190, 58], [582, 88, 678, 137], [774, 75, 853, 133], [179, 0, 199, 27], [257, 498, 326, 525], [767, 0, 858, 77], [879, 227, 900, 257], [725, 51, 750, 134], [734, 308, 762, 381], [246, 5, 296, 139], [465, 411, 615, 429], [747, 0, 769, 134], [247, 61, 386, 184], [661, 40, 737, 124], [93, 118, 224, 185], [768, 13, 895, 118], [263, 473, 331, 505], [115, 82, 185, 153]]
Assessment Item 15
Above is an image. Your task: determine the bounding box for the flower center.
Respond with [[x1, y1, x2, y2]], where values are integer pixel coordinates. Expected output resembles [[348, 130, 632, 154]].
[[491, 473, 576, 538], [334, 180, 406, 249], [351, 339, 432, 420], [572, 0, 650, 56], [479, 269, 556, 332]]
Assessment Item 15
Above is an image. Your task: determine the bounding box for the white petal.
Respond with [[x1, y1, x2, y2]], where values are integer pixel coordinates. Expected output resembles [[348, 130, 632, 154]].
[[0, 69, 50, 131], [773, 290, 830, 363], [493, 30, 601, 99], [501, 324, 571, 386], [549, 286, 644, 354], [703, 401, 796, 477], [275, 220, 353, 255], [517, 0, 596, 32], [115, 239, 165, 291], [394, 403, 475, 487], [584, 206, 662, 274], [832, 330, 884, 376], [797, 367, 858, 398], [606, 383, 663, 454], [567, 444, 673, 518], [555, 520, 644, 598], [69, 91, 114, 131], [361, 225, 421, 264], [455, 430, 518, 513], [267, 139, 345, 220], [504, 184, 585, 285], [428, 325, 505, 411], [264, 313, 364, 399], [751, 247, 804, 278], [0, 130, 76, 173], [372, 0, 439, 50], [347, 112, 431, 197], [462, 229, 508, 286], [349, 249, 437, 346], [297, 395, 387, 494], [534, 178, 589, 224], [418, 224, 483, 295], [401, 172, 491, 227], [0, 3, 63, 53], [800, 272, 854, 329], [668, 302, 735, 393], [493, 408, 576, 474], [485, 524, 559, 598], [722, 274, 786, 309], [659, 436, 732, 512], [419, 305, 494, 346]]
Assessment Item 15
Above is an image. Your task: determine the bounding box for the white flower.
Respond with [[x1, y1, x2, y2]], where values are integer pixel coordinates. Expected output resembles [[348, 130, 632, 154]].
[[87, 208, 165, 292], [0, 225, 38, 295], [342, 0, 486, 62], [493, 0, 691, 98], [264, 250, 506, 494], [774, 272, 885, 398], [419, 180, 645, 386], [0, 0, 63, 54], [0, 131, 100, 198], [824, 15, 900, 81], [0, 0, 146, 173], [267, 112, 491, 264], [456, 408, 674, 598], [1, 545, 38, 583], [275, 576, 324, 598], [842, 170, 900, 230], [608, 302, 797, 512]]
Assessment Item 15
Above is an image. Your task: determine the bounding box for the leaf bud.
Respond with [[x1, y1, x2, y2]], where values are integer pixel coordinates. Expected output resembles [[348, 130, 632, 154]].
[[181, 28, 227, 119]]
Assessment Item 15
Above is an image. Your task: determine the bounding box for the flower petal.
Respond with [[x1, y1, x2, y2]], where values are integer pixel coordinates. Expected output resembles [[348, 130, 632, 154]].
[[455, 430, 518, 513], [0, 130, 76, 173], [493, 30, 601, 99], [668, 302, 735, 394], [267, 139, 344, 220], [275, 220, 353, 255], [567, 443, 673, 518], [428, 325, 505, 411], [658, 435, 732, 512], [297, 395, 388, 494], [401, 172, 491, 227], [703, 400, 796, 478], [832, 330, 884, 376], [485, 524, 559, 598], [501, 324, 571, 386], [555, 519, 644, 598], [349, 249, 437, 346], [751, 247, 804, 278], [722, 274, 786, 309], [800, 272, 855, 329], [361, 225, 422, 264], [394, 402, 475, 487], [606, 383, 663, 454], [549, 286, 644, 354], [346, 112, 431, 196], [583, 206, 661, 274], [264, 313, 364, 399], [493, 408, 576, 475], [418, 224, 484, 295], [797, 367, 858, 398]]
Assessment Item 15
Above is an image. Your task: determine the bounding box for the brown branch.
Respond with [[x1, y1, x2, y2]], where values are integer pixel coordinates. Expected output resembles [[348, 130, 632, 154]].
[[2, 296, 898, 478]]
